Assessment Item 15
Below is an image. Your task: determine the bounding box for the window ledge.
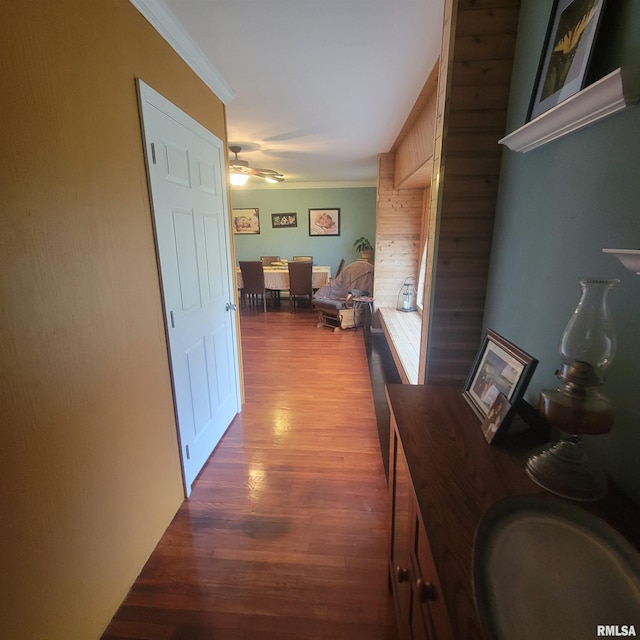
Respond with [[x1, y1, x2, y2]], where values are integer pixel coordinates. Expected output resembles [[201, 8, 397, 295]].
[[378, 307, 421, 385]]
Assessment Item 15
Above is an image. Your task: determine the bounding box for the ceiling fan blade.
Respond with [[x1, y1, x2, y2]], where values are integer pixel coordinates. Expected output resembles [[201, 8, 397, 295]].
[[253, 169, 285, 182], [228, 147, 284, 182]]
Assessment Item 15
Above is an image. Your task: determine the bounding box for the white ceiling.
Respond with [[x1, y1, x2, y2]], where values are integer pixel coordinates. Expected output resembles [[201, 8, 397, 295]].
[[158, 0, 444, 188]]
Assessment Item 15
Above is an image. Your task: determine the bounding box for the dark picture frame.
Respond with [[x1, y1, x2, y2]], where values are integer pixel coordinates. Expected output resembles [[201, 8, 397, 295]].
[[480, 393, 515, 445], [271, 213, 297, 228], [232, 208, 260, 234], [463, 329, 538, 422], [308, 208, 340, 236], [528, 0, 606, 121]]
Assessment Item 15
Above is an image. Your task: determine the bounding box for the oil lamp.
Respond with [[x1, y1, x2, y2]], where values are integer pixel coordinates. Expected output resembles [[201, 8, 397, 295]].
[[526, 278, 619, 501]]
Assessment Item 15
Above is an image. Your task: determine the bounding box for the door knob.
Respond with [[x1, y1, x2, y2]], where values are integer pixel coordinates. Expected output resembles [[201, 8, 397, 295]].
[[225, 302, 237, 311], [395, 565, 410, 583], [416, 578, 437, 602]]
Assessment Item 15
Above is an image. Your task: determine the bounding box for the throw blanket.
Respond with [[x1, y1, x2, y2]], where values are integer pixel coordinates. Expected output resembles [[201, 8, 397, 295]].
[[313, 260, 373, 300]]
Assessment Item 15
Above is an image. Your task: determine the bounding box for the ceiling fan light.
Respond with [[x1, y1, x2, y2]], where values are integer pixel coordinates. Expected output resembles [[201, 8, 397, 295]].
[[228, 145, 283, 185], [230, 171, 250, 186]]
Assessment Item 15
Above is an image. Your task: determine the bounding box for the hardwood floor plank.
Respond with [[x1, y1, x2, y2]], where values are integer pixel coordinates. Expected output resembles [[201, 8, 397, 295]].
[[101, 307, 397, 640]]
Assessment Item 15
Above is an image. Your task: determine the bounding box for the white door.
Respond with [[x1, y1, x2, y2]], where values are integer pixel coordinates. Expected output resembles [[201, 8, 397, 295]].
[[137, 80, 240, 496]]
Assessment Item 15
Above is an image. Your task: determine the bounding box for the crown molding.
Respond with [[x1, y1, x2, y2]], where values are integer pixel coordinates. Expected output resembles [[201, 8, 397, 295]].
[[234, 180, 377, 191], [130, 0, 234, 104]]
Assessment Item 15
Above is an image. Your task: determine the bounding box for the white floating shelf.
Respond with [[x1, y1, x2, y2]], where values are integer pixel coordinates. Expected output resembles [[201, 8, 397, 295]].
[[602, 249, 640, 275], [500, 68, 640, 153]]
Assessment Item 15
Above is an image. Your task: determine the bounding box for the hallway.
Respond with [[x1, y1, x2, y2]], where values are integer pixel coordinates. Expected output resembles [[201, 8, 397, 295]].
[[101, 305, 397, 639]]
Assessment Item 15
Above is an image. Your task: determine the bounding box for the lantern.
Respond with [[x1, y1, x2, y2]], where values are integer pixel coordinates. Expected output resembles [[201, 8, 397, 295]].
[[397, 277, 417, 312]]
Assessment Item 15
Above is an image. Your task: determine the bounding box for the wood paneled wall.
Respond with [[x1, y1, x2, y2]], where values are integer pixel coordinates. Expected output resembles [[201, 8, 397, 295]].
[[423, 0, 521, 385], [373, 154, 423, 308], [393, 66, 439, 190]]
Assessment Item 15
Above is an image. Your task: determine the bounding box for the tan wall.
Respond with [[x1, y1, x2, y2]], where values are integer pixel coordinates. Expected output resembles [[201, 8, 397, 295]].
[[0, 1, 228, 638]]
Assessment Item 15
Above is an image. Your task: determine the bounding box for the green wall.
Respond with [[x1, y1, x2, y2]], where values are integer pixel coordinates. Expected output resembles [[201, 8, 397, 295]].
[[231, 186, 376, 271], [484, 0, 640, 502]]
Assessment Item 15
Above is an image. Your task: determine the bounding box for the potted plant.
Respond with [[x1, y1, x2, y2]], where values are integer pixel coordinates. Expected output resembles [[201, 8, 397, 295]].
[[354, 236, 374, 261]]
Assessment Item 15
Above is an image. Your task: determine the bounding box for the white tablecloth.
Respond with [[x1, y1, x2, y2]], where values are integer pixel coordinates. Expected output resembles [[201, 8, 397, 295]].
[[237, 266, 331, 290], [236, 265, 331, 290]]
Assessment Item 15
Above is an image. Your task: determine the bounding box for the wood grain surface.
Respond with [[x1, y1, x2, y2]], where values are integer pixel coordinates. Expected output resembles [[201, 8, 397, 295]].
[[386, 384, 640, 640], [102, 307, 397, 640]]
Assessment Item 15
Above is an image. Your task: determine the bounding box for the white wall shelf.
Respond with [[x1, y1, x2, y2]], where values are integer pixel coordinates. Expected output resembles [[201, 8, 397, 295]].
[[500, 68, 640, 153], [602, 249, 640, 275]]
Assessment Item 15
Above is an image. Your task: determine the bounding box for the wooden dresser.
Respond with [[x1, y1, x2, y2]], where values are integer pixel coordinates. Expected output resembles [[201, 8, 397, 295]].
[[386, 384, 640, 640]]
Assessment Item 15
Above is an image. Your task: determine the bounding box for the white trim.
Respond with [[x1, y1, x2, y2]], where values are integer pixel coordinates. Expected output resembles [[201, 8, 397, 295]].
[[234, 180, 377, 191], [500, 68, 640, 153], [130, 0, 234, 104]]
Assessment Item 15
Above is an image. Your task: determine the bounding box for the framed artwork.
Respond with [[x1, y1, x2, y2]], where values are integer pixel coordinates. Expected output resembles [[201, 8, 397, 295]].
[[272, 213, 297, 228], [528, 0, 606, 121], [308, 208, 340, 236], [463, 329, 538, 422], [232, 208, 260, 234], [480, 393, 515, 445]]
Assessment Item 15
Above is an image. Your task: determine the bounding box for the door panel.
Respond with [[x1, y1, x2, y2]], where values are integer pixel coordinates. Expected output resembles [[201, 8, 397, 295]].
[[138, 80, 240, 496], [185, 337, 212, 434], [173, 209, 201, 311], [203, 214, 224, 300]]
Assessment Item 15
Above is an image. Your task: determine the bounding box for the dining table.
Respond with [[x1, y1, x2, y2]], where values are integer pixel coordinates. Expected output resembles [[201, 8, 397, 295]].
[[236, 265, 331, 291]]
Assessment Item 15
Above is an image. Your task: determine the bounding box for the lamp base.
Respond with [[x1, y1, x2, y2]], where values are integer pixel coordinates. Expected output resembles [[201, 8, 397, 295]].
[[525, 435, 608, 502]]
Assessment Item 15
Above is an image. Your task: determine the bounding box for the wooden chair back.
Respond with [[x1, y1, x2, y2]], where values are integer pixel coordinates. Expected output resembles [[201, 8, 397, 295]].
[[239, 261, 267, 311], [293, 255, 313, 262], [287, 260, 313, 311]]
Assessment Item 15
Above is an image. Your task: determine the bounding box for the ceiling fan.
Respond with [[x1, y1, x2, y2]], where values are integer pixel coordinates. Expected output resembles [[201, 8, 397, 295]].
[[228, 145, 284, 185]]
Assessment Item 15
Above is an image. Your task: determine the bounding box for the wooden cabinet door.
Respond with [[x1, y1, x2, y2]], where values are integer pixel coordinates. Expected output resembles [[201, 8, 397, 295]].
[[409, 503, 434, 640], [390, 426, 413, 637], [414, 514, 454, 640], [390, 418, 454, 640]]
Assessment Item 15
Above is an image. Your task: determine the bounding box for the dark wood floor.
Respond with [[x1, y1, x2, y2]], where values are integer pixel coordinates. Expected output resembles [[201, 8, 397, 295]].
[[101, 302, 398, 640]]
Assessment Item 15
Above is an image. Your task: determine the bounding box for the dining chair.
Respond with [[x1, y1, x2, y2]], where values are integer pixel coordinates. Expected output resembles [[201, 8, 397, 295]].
[[293, 255, 313, 262], [287, 260, 313, 312], [239, 261, 268, 312], [260, 255, 280, 266]]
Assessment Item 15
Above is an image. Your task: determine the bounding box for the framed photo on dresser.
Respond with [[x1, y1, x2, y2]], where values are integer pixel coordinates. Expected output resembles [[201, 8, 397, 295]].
[[463, 329, 538, 423], [480, 393, 515, 445]]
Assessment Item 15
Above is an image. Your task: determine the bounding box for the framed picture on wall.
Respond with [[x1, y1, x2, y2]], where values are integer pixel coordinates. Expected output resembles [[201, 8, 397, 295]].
[[232, 208, 260, 234], [272, 213, 297, 228], [528, 0, 606, 121], [309, 208, 340, 236], [463, 329, 538, 422]]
